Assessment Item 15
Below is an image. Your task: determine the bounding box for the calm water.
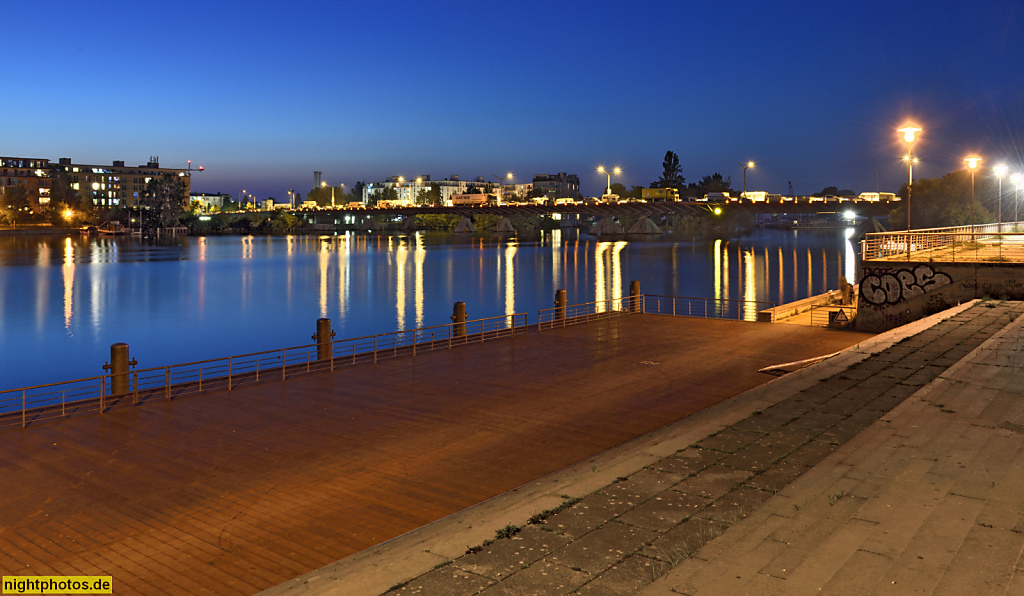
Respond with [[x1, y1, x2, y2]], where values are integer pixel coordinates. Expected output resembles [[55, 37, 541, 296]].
[[0, 228, 859, 390]]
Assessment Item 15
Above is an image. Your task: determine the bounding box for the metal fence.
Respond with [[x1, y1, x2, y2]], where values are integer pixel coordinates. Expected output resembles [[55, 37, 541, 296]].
[[537, 294, 775, 330], [862, 222, 1024, 262], [642, 295, 776, 321], [0, 313, 526, 430], [807, 305, 857, 328], [537, 295, 639, 330]]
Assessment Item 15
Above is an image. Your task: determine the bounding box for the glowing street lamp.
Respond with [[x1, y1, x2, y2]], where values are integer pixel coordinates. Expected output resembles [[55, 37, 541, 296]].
[[965, 156, 981, 225], [897, 123, 922, 230], [739, 161, 754, 199], [597, 165, 621, 196], [492, 172, 513, 202], [994, 164, 1009, 229]]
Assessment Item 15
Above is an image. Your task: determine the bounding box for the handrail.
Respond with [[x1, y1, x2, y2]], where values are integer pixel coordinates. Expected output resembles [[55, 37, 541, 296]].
[[862, 223, 1024, 262], [0, 312, 527, 430]]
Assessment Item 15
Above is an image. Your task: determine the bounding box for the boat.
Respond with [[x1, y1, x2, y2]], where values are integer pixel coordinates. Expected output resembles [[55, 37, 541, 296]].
[[97, 221, 126, 235]]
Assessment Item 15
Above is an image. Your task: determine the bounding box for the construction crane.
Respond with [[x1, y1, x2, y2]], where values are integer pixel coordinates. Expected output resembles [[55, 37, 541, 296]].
[[788, 180, 794, 199]]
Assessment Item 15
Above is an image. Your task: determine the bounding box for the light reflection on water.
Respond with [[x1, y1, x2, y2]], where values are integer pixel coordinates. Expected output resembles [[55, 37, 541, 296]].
[[0, 228, 858, 389]]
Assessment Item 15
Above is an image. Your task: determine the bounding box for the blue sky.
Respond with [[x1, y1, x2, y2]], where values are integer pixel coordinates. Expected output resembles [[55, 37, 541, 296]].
[[5, 1, 1023, 199]]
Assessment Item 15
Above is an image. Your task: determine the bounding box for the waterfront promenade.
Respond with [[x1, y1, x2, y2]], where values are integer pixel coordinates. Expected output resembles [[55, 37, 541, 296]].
[[0, 315, 869, 594], [266, 299, 1024, 595]]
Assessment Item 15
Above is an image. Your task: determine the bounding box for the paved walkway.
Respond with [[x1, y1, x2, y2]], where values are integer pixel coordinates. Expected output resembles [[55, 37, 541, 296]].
[[266, 300, 1024, 595], [0, 315, 868, 595]]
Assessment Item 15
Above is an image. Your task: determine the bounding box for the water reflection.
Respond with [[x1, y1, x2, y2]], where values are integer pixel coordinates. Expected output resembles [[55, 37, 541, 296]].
[[63, 238, 74, 334]]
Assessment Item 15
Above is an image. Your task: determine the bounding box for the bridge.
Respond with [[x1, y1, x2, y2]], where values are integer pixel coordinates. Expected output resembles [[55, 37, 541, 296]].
[[304, 198, 899, 219]]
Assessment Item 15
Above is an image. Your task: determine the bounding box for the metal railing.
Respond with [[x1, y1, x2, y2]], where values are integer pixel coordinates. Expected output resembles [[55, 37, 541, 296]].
[[537, 295, 639, 330], [642, 295, 776, 322], [862, 222, 1024, 262], [808, 305, 857, 327], [537, 294, 776, 330], [0, 313, 527, 430]]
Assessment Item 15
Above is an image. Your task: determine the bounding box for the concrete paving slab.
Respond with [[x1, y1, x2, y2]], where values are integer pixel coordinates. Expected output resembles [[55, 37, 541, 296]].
[[546, 522, 658, 575]]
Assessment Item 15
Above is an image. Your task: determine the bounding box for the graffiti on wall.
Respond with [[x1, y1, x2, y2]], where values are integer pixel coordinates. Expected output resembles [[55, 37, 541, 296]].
[[860, 264, 952, 306]]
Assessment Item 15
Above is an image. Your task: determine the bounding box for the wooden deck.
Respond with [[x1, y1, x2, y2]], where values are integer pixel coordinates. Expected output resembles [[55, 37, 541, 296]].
[[0, 315, 872, 594]]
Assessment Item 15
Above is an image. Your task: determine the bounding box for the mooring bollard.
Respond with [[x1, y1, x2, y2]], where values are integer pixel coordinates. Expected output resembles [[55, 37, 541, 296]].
[[555, 289, 567, 321], [102, 342, 137, 396], [451, 301, 467, 338], [312, 318, 336, 361], [630, 280, 641, 313]]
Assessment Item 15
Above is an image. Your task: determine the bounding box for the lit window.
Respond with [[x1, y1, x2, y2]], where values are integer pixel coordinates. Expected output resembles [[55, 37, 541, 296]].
[[92, 182, 100, 190]]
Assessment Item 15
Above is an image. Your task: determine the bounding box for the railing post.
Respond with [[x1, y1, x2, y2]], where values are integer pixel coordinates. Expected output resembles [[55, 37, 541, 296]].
[[313, 318, 335, 362], [100, 376, 106, 413], [133, 371, 139, 405], [228, 357, 233, 391], [451, 302, 467, 338], [165, 368, 171, 401], [374, 336, 378, 362], [62, 389, 66, 417], [282, 349, 286, 380], [21, 389, 25, 428]]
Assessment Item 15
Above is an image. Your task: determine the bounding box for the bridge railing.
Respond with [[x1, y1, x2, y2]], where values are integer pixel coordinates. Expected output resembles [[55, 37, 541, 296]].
[[862, 222, 1024, 262], [0, 313, 527, 430]]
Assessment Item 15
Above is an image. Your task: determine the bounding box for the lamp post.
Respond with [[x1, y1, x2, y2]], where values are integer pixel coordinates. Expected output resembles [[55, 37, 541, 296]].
[[1012, 173, 1023, 227], [597, 165, 621, 197], [492, 172, 513, 202], [897, 124, 922, 230], [965, 156, 981, 226], [739, 161, 754, 199], [994, 164, 1009, 230]]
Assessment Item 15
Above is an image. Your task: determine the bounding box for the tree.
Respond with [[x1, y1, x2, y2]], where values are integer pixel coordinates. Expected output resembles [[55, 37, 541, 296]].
[[347, 181, 367, 204], [415, 185, 442, 205], [142, 173, 189, 228], [651, 150, 685, 190], [689, 173, 733, 197], [1, 185, 31, 225], [889, 169, 995, 228], [813, 186, 854, 197], [367, 186, 397, 207]]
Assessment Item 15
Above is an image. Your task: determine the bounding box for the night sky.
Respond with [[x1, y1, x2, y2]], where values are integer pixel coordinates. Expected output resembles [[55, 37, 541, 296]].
[[6, 1, 1023, 199]]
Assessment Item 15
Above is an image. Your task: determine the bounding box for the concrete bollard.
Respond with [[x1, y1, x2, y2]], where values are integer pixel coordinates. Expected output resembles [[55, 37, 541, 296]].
[[630, 280, 641, 313], [103, 342, 137, 395], [451, 302, 467, 338], [312, 318, 335, 361], [555, 289, 567, 321]]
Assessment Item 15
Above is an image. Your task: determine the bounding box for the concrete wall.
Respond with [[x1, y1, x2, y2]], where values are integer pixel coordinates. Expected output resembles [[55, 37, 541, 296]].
[[857, 261, 1024, 331]]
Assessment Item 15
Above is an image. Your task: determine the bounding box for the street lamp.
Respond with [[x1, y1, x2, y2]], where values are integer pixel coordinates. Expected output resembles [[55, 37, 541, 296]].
[[1012, 173, 1023, 226], [739, 161, 754, 199], [897, 124, 922, 230], [492, 172, 513, 202], [994, 164, 1009, 230], [965, 156, 981, 226], [597, 165, 621, 196]]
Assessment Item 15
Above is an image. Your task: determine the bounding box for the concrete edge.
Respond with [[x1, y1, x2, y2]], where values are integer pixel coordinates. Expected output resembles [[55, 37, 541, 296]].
[[259, 301, 980, 596]]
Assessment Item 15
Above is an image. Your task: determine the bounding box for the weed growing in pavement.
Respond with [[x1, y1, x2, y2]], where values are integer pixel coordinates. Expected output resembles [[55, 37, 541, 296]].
[[432, 560, 452, 570], [828, 490, 847, 506], [495, 524, 521, 540], [527, 497, 581, 525]]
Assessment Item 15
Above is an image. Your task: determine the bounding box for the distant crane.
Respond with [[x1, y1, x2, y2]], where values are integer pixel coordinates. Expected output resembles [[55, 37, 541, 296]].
[[788, 181, 794, 199], [187, 160, 205, 175]]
